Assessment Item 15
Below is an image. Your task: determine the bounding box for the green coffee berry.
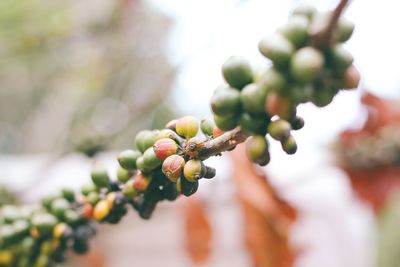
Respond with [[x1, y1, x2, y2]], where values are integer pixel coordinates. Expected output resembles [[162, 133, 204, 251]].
[[291, 47, 324, 82], [291, 116, 305, 130], [200, 118, 215, 136], [118, 150, 141, 170], [91, 166, 110, 188], [50, 198, 70, 219], [279, 15, 309, 47], [175, 116, 199, 139], [117, 167, 131, 183], [281, 135, 297, 154], [156, 129, 182, 143], [239, 113, 268, 135], [240, 83, 268, 115], [86, 192, 100, 206], [31, 213, 58, 237], [143, 147, 163, 170], [81, 182, 98, 196], [64, 209, 80, 226], [258, 33, 294, 67], [337, 17, 355, 42], [135, 130, 157, 153], [312, 88, 335, 107], [267, 119, 292, 141], [246, 135, 270, 166], [211, 85, 241, 116], [122, 180, 138, 198], [291, 3, 317, 19], [214, 113, 238, 131], [258, 67, 287, 92], [61, 188, 75, 202], [327, 44, 353, 72], [222, 56, 253, 89]]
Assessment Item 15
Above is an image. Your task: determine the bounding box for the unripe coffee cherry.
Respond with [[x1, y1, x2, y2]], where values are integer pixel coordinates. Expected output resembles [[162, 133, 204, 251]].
[[162, 154, 185, 182], [183, 160, 205, 182], [246, 135, 270, 166], [279, 15, 309, 47], [90, 166, 110, 188], [93, 200, 110, 221], [61, 188, 75, 202], [214, 113, 238, 131], [211, 85, 241, 116], [267, 119, 292, 141], [212, 127, 224, 138], [327, 45, 353, 72], [291, 3, 317, 19], [156, 129, 182, 143], [143, 147, 162, 170], [291, 116, 305, 130], [258, 67, 287, 92], [153, 138, 178, 160], [312, 88, 335, 107], [239, 113, 268, 135], [135, 156, 150, 173], [265, 91, 292, 119], [176, 116, 199, 139], [342, 65, 360, 89], [118, 150, 141, 170], [86, 192, 100, 206], [240, 83, 268, 114], [133, 173, 151, 192], [281, 135, 297, 154], [222, 56, 254, 89], [122, 180, 138, 198], [31, 213, 58, 237], [337, 17, 354, 43], [135, 130, 158, 153], [200, 118, 215, 136], [117, 167, 131, 183], [258, 33, 294, 67], [51, 198, 70, 219], [81, 182, 98, 196], [177, 177, 199, 197], [291, 47, 324, 82]]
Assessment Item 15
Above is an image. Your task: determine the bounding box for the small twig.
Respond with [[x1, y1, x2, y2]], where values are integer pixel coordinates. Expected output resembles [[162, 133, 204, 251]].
[[311, 0, 351, 48], [197, 127, 248, 160]]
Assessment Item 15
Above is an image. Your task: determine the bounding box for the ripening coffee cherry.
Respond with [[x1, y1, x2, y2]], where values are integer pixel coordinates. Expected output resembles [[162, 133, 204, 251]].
[[200, 118, 215, 136], [239, 113, 268, 135], [117, 167, 131, 183], [122, 180, 138, 198], [133, 173, 151, 192], [291, 47, 324, 82], [153, 138, 178, 160], [93, 200, 110, 221], [176, 116, 199, 139], [86, 192, 100, 206], [337, 17, 355, 43], [258, 67, 287, 92], [342, 64, 360, 89], [222, 56, 254, 89], [177, 177, 199, 197], [211, 85, 241, 116], [31, 213, 58, 237], [281, 135, 297, 154], [267, 119, 292, 141], [135, 130, 158, 153], [53, 223, 69, 239], [246, 135, 270, 166], [82, 203, 93, 219], [118, 150, 141, 170], [105, 192, 117, 209], [91, 166, 110, 188], [327, 45, 353, 72], [183, 160, 205, 182], [143, 147, 163, 170], [162, 154, 185, 182], [51, 198, 70, 219], [214, 113, 238, 131], [258, 33, 294, 67], [265, 91, 292, 119], [240, 83, 268, 114], [279, 16, 309, 47], [213, 127, 224, 138], [291, 3, 317, 19]]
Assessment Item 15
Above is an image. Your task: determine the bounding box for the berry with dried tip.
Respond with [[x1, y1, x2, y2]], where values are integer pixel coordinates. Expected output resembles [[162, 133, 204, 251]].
[[246, 135, 270, 166], [176, 116, 199, 139], [177, 177, 199, 197], [162, 154, 185, 182], [291, 116, 305, 130], [281, 134, 297, 154], [267, 119, 292, 141], [183, 159, 206, 182], [91, 166, 110, 188], [185, 137, 204, 158], [222, 56, 253, 89], [153, 138, 178, 160], [118, 150, 141, 170]]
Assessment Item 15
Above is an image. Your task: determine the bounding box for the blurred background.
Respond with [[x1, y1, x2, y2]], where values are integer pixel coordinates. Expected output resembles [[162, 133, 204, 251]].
[[1, 0, 400, 266]]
